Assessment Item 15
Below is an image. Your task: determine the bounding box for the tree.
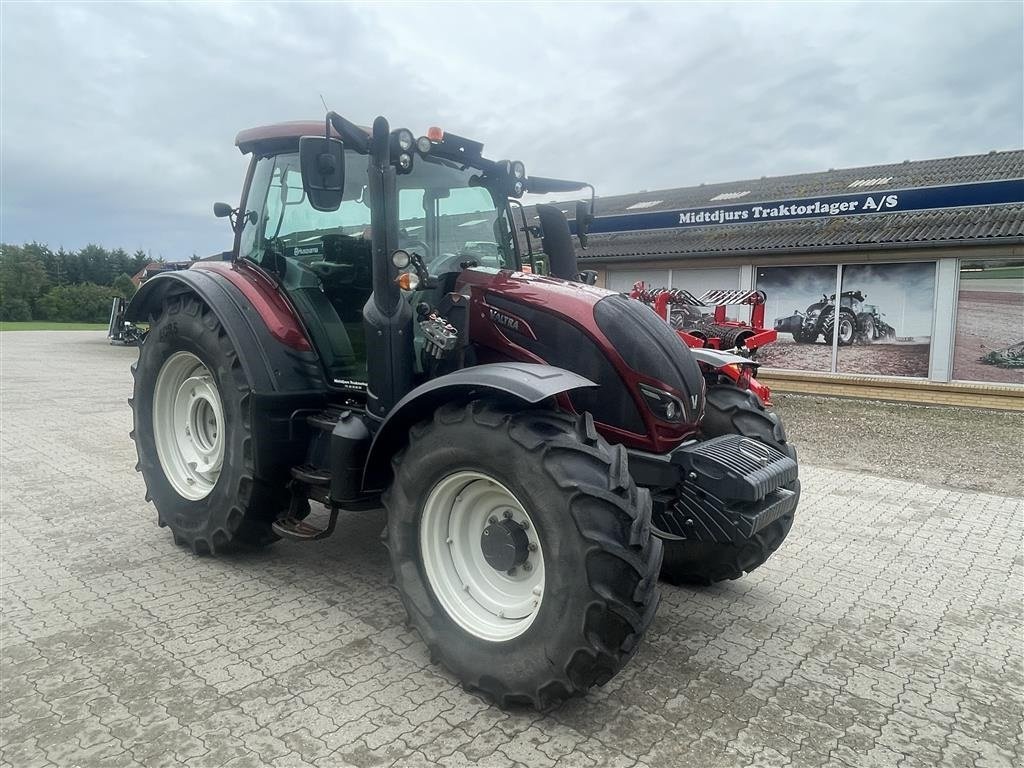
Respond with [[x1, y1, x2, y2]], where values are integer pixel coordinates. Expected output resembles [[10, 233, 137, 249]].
[[0, 244, 49, 320], [36, 283, 118, 323], [112, 273, 137, 299]]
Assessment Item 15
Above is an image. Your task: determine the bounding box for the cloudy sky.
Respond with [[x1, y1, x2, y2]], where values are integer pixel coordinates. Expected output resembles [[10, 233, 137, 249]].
[[2, 1, 1021, 259]]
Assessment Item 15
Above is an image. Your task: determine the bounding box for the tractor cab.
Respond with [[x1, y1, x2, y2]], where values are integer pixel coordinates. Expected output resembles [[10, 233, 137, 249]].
[[228, 115, 594, 405], [231, 120, 521, 389]]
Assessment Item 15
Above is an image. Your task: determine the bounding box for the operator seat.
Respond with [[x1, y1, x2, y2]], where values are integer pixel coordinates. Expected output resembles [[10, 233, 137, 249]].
[[281, 259, 357, 380]]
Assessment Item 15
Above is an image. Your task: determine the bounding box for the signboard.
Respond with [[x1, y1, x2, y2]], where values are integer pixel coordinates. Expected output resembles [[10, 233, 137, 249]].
[[578, 178, 1024, 235]]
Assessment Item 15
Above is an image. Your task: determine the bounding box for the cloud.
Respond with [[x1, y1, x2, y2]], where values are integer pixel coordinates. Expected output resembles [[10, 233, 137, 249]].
[[2, 1, 1021, 257]]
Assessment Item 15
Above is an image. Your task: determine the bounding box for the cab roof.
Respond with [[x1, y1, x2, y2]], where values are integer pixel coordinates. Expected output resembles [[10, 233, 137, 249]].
[[235, 120, 370, 155]]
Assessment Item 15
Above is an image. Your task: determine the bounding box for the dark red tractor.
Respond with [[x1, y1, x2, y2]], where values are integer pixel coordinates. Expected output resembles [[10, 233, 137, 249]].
[[126, 113, 799, 707]]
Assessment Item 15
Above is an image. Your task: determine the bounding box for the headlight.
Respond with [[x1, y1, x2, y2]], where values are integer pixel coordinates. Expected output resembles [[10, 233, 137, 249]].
[[511, 160, 525, 180], [398, 153, 412, 171], [416, 136, 432, 154], [395, 129, 414, 151], [639, 384, 685, 423], [391, 249, 411, 268]]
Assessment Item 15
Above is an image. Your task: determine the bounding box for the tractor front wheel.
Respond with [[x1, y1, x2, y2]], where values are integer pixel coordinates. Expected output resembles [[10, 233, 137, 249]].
[[656, 385, 798, 585], [861, 315, 876, 343], [383, 401, 661, 708], [131, 294, 284, 554]]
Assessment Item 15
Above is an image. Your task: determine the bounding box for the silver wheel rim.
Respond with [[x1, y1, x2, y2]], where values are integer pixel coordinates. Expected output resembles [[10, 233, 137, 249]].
[[419, 471, 545, 642], [152, 351, 225, 501], [838, 318, 854, 343]]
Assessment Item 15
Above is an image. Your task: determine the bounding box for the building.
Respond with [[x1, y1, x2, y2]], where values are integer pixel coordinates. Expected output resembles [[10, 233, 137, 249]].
[[540, 150, 1024, 409], [130, 261, 195, 287]]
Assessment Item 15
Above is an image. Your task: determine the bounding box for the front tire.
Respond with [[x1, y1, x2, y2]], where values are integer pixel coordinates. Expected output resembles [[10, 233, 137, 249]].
[[383, 401, 662, 708], [131, 294, 284, 554], [836, 311, 856, 346], [656, 385, 798, 585], [861, 316, 876, 343]]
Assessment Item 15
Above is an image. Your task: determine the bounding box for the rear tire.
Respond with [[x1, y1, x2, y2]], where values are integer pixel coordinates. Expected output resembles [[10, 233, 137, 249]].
[[383, 401, 662, 708], [131, 294, 284, 554], [656, 385, 798, 585]]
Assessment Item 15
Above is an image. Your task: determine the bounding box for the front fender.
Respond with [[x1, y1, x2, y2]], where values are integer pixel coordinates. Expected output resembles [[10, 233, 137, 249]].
[[362, 363, 596, 491], [689, 347, 754, 370]]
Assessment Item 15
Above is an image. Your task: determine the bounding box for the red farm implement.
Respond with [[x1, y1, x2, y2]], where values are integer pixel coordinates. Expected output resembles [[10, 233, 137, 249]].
[[629, 283, 778, 355], [629, 282, 776, 404]]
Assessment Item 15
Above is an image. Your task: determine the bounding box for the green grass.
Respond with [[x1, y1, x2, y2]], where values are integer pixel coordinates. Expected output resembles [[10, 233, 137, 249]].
[[960, 265, 1024, 280], [0, 321, 109, 332]]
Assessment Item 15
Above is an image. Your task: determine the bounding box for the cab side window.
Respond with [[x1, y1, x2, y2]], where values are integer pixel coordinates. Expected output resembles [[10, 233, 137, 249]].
[[240, 151, 373, 387]]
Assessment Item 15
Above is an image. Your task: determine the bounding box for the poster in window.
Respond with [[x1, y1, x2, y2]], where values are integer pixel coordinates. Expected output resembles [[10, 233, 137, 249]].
[[952, 260, 1024, 384], [756, 265, 839, 372], [834, 262, 935, 377]]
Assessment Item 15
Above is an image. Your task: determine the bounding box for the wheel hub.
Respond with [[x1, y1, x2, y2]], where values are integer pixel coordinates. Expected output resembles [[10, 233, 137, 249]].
[[419, 471, 545, 642], [481, 518, 530, 572], [152, 352, 225, 501]]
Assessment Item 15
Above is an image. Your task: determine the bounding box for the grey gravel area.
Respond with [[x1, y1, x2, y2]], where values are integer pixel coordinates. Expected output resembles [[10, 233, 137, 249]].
[[1, 331, 1022, 768], [772, 393, 1024, 497]]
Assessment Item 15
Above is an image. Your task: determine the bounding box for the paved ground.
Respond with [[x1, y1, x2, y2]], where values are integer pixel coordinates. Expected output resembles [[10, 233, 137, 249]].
[[772, 393, 1024, 497], [1, 331, 1022, 768]]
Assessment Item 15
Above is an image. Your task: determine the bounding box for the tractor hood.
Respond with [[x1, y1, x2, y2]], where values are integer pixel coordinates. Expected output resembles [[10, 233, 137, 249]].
[[457, 268, 705, 453]]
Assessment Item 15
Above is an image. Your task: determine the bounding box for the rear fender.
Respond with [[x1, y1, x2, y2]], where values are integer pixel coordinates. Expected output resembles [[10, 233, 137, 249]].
[[126, 265, 325, 395], [362, 363, 596, 492], [126, 266, 328, 478]]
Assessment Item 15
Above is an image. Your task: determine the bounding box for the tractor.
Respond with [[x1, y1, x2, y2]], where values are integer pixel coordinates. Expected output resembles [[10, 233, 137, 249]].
[[126, 113, 800, 707], [774, 289, 893, 345]]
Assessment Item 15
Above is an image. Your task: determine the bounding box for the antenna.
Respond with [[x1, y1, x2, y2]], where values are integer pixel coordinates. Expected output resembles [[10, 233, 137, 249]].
[[319, 93, 330, 112]]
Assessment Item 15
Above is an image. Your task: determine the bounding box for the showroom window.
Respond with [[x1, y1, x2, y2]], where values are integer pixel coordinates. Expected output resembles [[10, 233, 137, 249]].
[[756, 261, 937, 377], [952, 259, 1024, 385]]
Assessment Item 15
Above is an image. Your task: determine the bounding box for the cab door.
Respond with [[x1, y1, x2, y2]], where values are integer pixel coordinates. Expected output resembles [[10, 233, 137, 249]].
[[238, 150, 373, 388]]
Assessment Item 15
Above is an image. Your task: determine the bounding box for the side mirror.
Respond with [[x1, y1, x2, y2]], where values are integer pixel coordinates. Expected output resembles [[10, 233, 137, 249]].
[[575, 200, 594, 248], [213, 202, 233, 218], [299, 136, 345, 212], [579, 269, 598, 286]]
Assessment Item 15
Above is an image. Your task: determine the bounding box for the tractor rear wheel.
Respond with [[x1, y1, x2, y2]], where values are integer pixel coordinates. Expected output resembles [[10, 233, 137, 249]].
[[383, 401, 662, 708], [130, 294, 284, 554], [656, 385, 798, 585]]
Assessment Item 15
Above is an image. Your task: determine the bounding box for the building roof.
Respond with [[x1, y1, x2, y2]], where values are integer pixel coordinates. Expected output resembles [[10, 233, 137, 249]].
[[578, 204, 1024, 260], [523, 149, 1024, 260]]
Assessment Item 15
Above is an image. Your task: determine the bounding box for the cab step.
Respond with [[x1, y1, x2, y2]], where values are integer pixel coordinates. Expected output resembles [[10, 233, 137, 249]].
[[272, 508, 339, 541], [290, 464, 330, 487]]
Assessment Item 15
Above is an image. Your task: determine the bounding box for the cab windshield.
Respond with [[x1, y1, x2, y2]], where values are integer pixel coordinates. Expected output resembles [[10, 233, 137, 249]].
[[398, 155, 517, 273]]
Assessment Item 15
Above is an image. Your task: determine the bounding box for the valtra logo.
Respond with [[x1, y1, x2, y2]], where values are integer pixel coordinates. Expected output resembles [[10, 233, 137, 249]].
[[489, 307, 522, 333]]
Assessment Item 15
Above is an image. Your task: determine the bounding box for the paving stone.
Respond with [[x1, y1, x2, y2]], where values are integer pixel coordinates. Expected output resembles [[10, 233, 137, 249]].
[[0, 330, 1021, 768]]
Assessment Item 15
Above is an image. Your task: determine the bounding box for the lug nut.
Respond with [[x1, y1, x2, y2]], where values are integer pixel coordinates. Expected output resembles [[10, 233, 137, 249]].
[[528, 542, 537, 552], [688, 472, 697, 481], [506, 567, 516, 576], [520, 519, 530, 530], [502, 510, 513, 519], [488, 515, 498, 525], [522, 562, 532, 572]]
